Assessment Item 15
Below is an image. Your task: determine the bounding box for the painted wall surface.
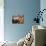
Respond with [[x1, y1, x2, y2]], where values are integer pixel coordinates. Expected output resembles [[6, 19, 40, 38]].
[[4, 0, 40, 42], [40, 0, 46, 44], [0, 0, 4, 42], [40, 0, 46, 27]]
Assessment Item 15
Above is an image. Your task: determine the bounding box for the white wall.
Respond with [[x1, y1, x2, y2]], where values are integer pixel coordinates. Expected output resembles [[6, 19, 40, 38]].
[[0, 0, 4, 42], [40, 0, 46, 26], [40, 0, 46, 45]]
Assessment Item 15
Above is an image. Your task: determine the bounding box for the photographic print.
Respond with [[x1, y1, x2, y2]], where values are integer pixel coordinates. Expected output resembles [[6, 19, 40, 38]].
[[12, 15, 24, 24]]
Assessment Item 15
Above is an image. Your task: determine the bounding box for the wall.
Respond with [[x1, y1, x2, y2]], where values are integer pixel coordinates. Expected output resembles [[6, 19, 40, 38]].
[[4, 0, 40, 42], [40, 0, 46, 45], [0, 0, 4, 42], [40, 0, 46, 26]]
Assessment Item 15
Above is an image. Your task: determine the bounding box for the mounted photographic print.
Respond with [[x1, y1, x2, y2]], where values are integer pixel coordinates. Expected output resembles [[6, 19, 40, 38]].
[[12, 15, 24, 24]]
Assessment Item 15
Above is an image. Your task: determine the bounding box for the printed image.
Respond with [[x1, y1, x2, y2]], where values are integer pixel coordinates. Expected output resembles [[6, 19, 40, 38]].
[[12, 15, 24, 24]]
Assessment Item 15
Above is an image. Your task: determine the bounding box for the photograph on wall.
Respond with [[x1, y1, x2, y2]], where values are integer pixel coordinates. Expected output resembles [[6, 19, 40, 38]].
[[12, 15, 24, 24]]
